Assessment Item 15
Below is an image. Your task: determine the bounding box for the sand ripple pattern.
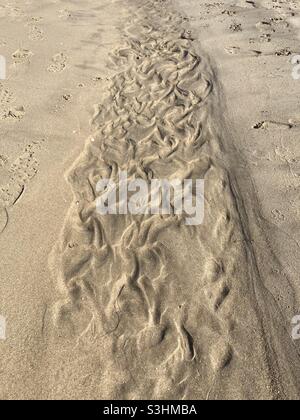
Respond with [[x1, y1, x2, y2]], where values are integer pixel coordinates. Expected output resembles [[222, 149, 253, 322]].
[[50, 0, 297, 399]]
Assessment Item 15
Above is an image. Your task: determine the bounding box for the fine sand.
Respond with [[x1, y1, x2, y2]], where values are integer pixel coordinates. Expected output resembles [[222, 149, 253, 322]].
[[0, 0, 300, 400]]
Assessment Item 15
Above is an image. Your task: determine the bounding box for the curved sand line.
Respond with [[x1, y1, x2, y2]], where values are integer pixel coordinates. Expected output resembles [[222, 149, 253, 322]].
[[49, 0, 300, 399]]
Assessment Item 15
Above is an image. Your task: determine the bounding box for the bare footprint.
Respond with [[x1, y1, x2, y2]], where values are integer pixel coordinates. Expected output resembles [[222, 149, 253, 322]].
[[48, 53, 67, 73]]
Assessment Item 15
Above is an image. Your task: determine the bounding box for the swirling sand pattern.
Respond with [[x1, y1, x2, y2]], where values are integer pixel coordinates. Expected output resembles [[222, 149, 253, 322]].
[[49, 0, 299, 399]]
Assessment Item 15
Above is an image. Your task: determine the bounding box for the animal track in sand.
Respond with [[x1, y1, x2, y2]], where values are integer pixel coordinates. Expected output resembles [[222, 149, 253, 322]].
[[249, 33, 272, 44], [0, 83, 13, 119], [47, 53, 67, 73]]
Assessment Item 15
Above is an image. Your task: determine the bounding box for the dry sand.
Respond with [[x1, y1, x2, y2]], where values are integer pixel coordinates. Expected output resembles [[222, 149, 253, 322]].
[[0, 0, 300, 400]]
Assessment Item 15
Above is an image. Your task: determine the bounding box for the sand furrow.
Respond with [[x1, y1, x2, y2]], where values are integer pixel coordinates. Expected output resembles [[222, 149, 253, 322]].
[[48, 0, 299, 399]]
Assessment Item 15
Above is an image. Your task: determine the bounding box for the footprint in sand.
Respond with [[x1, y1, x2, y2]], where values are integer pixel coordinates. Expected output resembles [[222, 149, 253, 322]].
[[249, 33, 272, 44], [256, 18, 289, 34], [275, 47, 292, 56], [252, 120, 293, 130], [0, 83, 13, 118], [7, 6, 25, 21], [0, 5, 5, 18], [0, 154, 9, 234], [3, 106, 25, 121], [48, 53, 67, 73], [0, 139, 44, 209], [12, 48, 33, 64], [58, 9, 74, 21], [27, 16, 43, 24], [225, 46, 262, 56], [256, 21, 274, 33], [229, 22, 242, 32], [62, 94, 72, 102], [0, 83, 25, 121], [28, 25, 44, 41], [261, 32, 272, 42], [0, 154, 9, 183], [236, 0, 256, 8], [222, 9, 237, 17], [288, 118, 300, 127], [271, 209, 285, 222]]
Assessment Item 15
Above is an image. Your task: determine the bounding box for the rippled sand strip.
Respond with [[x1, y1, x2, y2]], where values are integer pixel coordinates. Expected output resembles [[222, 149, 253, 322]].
[[49, 0, 300, 399]]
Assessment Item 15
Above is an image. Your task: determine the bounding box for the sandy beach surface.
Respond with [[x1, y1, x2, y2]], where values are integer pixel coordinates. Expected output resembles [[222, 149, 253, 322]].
[[0, 0, 300, 400]]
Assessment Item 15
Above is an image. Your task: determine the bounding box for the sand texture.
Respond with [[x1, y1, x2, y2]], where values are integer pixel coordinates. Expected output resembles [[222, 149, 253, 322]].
[[0, 0, 300, 400]]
